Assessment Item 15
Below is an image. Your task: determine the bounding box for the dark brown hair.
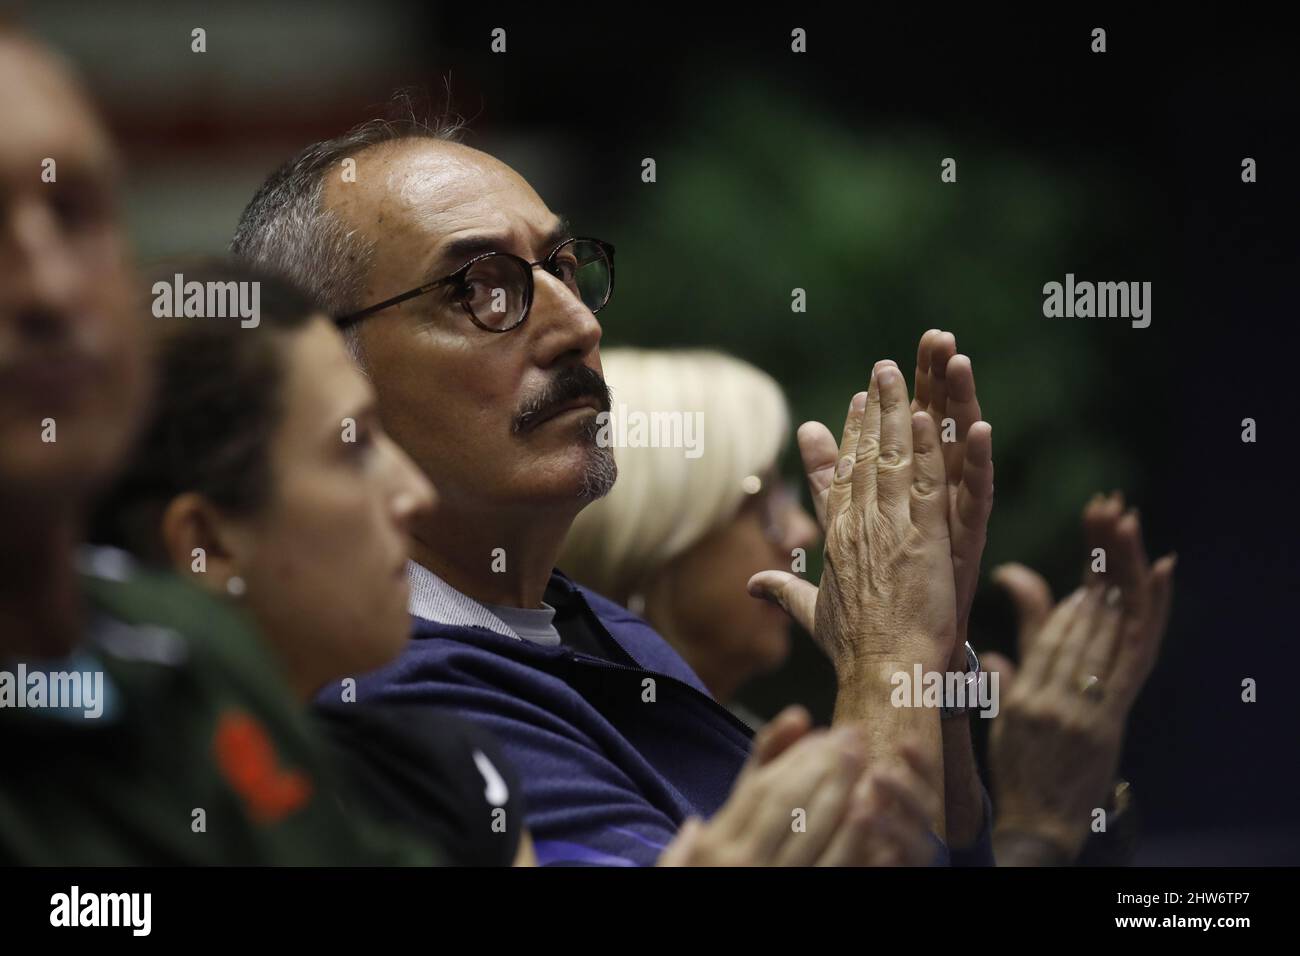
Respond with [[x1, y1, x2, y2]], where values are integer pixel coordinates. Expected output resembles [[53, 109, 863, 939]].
[[90, 259, 324, 565]]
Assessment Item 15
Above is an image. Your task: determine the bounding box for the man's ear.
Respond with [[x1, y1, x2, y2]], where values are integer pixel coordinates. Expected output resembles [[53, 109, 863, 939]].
[[159, 492, 243, 596]]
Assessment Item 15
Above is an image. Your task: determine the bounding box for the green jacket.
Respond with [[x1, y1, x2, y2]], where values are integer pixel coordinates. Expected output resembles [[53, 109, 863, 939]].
[[0, 551, 436, 865]]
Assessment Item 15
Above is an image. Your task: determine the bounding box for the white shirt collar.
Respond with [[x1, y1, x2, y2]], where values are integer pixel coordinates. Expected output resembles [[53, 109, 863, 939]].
[[405, 561, 521, 640]]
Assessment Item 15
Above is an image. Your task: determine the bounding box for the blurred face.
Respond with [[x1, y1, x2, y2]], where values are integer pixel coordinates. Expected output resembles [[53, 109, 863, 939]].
[[227, 319, 433, 697], [325, 140, 614, 519], [0, 36, 144, 511], [655, 475, 820, 703]]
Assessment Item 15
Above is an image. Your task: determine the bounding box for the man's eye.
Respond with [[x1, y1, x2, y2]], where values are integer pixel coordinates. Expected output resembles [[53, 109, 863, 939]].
[[550, 257, 578, 283], [455, 275, 494, 299], [447, 280, 476, 304], [50, 184, 110, 230]]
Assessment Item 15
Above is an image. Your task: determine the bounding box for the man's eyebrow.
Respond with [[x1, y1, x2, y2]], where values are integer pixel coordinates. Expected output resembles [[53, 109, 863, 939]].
[[542, 215, 572, 251], [425, 217, 573, 279], [426, 235, 505, 277]]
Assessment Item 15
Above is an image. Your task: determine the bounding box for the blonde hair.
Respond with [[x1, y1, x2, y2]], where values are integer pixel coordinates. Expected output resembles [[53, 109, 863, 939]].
[[560, 348, 790, 602]]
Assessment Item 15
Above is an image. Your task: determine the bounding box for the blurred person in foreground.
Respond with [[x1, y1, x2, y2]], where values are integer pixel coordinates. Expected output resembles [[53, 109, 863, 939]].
[[0, 24, 414, 864], [559, 348, 819, 716], [233, 99, 997, 865]]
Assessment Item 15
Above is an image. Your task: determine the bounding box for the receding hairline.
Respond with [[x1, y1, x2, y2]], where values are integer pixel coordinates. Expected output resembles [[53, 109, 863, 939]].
[[321, 136, 567, 274], [322, 135, 541, 212], [230, 96, 486, 329]]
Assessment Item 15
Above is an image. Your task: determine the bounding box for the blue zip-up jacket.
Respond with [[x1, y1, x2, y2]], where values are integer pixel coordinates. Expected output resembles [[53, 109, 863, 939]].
[[317, 570, 994, 866]]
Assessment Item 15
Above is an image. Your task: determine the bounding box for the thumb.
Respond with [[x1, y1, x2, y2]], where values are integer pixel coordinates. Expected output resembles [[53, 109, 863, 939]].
[[797, 420, 839, 530], [747, 570, 818, 634], [735, 704, 812, 791], [990, 562, 1053, 658], [750, 704, 813, 767]]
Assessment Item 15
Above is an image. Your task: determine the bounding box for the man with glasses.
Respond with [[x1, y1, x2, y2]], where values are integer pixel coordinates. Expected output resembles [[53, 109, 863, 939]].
[[233, 111, 995, 867]]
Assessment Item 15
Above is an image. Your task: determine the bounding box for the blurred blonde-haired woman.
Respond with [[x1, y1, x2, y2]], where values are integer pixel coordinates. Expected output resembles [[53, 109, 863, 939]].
[[560, 348, 819, 707]]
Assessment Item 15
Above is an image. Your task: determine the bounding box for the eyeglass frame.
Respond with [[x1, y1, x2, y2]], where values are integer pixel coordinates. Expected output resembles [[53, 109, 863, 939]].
[[335, 236, 615, 333], [740, 470, 803, 547]]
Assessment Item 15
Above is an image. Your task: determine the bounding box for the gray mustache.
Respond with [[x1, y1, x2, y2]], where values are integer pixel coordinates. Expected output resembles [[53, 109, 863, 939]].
[[513, 365, 612, 433]]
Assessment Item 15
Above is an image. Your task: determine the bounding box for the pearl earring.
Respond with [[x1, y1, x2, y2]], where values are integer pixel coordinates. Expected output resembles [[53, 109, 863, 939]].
[[226, 575, 246, 598]]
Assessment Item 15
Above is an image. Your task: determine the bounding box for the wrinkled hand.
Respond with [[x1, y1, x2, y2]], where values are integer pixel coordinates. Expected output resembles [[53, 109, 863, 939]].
[[659, 707, 941, 867], [748, 362, 958, 674], [749, 329, 993, 673], [984, 493, 1175, 860]]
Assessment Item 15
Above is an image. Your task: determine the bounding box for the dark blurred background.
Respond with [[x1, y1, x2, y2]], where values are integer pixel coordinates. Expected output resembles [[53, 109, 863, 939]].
[[21, 2, 1299, 863]]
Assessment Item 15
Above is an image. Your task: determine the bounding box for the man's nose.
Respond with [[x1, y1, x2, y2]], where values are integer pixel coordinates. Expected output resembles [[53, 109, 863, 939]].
[[528, 268, 602, 368], [0, 197, 84, 327]]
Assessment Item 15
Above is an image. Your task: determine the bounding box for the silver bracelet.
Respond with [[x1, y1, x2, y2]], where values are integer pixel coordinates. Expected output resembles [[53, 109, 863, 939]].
[[940, 641, 980, 718]]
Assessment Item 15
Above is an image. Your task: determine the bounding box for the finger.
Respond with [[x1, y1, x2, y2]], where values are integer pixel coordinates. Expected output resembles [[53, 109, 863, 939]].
[[828, 391, 868, 521], [1130, 553, 1176, 689], [815, 795, 878, 867], [872, 364, 914, 522], [773, 729, 868, 865], [732, 704, 812, 796], [924, 331, 957, 420], [1083, 492, 1124, 587], [1111, 553, 1177, 710], [868, 816, 941, 868], [909, 411, 948, 535], [1075, 585, 1125, 691], [750, 704, 814, 767], [657, 816, 704, 866], [1109, 508, 1152, 620], [818, 770, 894, 866], [912, 328, 942, 412], [747, 570, 818, 635], [1146, 554, 1177, 655], [873, 765, 939, 830], [991, 562, 1054, 658], [1050, 585, 1107, 691], [939, 353, 983, 483], [1080, 493, 1108, 586], [954, 420, 994, 532], [743, 732, 844, 859], [1019, 587, 1087, 688], [860, 784, 935, 866], [797, 420, 839, 530], [851, 367, 889, 508], [715, 728, 830, 843]]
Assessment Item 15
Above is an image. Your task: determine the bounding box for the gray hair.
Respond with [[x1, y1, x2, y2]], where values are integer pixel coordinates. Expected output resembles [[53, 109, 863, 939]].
[[230, 94, 467, 366]]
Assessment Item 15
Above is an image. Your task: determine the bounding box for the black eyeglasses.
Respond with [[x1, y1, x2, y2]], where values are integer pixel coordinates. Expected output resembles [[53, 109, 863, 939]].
[[336, 236, 615, 333]]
